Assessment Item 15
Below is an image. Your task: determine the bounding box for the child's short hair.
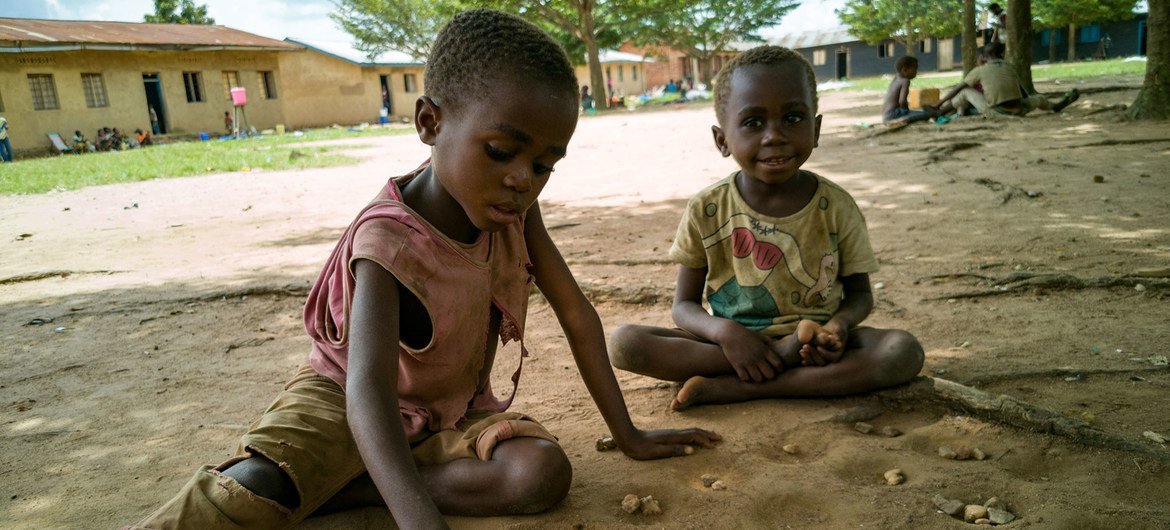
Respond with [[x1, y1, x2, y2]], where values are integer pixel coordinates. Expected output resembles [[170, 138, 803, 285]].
[[425, 9, 577, 113], [985, 41, 1006, 57], [894, 55, 918, 72], [713, 45, 818, 124]]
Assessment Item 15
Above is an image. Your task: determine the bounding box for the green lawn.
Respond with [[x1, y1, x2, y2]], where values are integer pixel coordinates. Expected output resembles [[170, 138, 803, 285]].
[[828, 57, 1148, 92], [0, 126, 414, 195]]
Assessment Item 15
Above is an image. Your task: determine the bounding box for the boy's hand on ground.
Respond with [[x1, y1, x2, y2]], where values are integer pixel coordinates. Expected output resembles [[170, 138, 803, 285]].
[[619, 428, 722, 460], [717, 325, 783, 382]]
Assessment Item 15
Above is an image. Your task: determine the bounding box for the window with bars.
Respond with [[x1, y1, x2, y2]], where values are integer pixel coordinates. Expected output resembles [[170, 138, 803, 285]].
[[28, 74, 59, 110], [81, 73, 109, 108], [222, 71, 239, 100], [184, 72, 204, 102], [259, 71, 277, 99]]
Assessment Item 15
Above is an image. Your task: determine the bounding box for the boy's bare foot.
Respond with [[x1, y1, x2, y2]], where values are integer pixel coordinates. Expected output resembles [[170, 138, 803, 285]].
[[672, 376, 738, 411]]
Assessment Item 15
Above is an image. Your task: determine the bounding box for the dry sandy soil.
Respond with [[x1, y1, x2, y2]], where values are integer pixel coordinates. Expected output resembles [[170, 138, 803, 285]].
[[2, 76, 1168, 529]]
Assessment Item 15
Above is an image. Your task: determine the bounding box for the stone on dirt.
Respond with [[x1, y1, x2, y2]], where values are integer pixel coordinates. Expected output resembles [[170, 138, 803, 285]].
[[621, 494, 640, 514]]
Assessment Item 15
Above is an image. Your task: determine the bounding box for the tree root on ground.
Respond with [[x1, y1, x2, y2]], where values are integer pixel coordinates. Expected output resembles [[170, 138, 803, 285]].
[[965, 365, 1169, 386], [0, 269, 123, 285], [1069, 137, 1170, 148], [875, 376, 1169, 459], [921, 270, 1170, 300], [971, 177, 1041, 204]]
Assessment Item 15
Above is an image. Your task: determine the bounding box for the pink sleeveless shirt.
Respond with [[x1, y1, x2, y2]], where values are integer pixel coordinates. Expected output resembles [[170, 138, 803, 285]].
[[304, 168, 533, 439]]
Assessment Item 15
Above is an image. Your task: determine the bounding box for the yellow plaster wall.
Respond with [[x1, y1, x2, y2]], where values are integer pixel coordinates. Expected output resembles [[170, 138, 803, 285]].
[[0, 49, 285, 154], [277, 50, 424, 129], [575, 61, 646, 101]]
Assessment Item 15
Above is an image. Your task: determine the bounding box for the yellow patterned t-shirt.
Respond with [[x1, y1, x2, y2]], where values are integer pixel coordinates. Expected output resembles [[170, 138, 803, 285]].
[[669, 171, 878, 337]]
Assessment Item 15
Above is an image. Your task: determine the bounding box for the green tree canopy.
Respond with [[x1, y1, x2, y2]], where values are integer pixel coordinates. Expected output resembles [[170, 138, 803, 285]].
[[1033, 0, 1137, 61], [629, 0, 798, 84], [837, 0, 962, 58], [330, 0, 463, 60], [143, 0, 215, 24]]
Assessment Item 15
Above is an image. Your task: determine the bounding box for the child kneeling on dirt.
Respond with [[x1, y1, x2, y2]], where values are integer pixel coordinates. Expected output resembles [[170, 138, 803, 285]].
[[608, 46, 925, 411], [126, 10, 717, 530]]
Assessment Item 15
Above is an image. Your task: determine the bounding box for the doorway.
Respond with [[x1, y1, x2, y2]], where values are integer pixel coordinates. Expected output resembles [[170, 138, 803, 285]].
[[835, 50, 848, 80], [142, 73, 167, 134], [379, 74, 392, 115], [937, 38, 955, 70]]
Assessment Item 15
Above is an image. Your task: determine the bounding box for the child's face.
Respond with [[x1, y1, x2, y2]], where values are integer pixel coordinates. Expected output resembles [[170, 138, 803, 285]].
[[899, 65, 918, 79], [419, 80, 577, 232], [713, 62, 821, 186]]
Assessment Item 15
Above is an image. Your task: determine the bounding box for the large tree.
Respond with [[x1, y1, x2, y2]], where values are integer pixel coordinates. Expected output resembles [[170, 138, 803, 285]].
[[629, 0, 798, 85], [143, 0, 214, 24], [963, 0, 977, 75], [331, 0, 461, 60], [1006, 0, 1036, 94], [473, 0, 639, 109], [1128, 0, 1169, 119], [1033, 0, 1137, 62], [837, 0, 962, 58]]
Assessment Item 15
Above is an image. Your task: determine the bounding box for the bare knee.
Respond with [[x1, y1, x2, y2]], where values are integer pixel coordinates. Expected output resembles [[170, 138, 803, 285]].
[[608, 324, 650, 371], [221, 453, 300, 510], [871, 330, 924, 387], [494, 439, 572, 514]]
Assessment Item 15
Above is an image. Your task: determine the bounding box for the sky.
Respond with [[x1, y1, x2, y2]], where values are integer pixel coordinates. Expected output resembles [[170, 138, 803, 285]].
[[2, 0, 847, 48]]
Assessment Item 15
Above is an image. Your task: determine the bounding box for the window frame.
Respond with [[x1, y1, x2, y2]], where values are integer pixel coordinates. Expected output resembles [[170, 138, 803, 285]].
[[81, 73, 109, 108], [222, 70, 240, 100], [403, 73, 417, 93], [183, 71, 205, 103], [813, 49, 827, 66], [28, 74, 60, 111], [258, 71, 277, 99]]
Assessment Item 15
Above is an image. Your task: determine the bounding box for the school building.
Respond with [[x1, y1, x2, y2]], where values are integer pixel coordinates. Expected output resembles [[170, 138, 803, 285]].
[[0, 18, 425, 157], [774, 12, 1149, 83], [575, 49, 650, 99]]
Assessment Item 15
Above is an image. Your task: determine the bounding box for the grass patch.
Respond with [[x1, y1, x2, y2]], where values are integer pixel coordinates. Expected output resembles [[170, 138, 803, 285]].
[[829, 57, 1148, 92], [0, 126, 414, 195]]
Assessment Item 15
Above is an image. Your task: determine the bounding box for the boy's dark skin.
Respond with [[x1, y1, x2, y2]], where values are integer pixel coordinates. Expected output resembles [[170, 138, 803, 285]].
[[882, 61, 938, 124], [221, 77, 720, 529], [609, 61, 924, 410]]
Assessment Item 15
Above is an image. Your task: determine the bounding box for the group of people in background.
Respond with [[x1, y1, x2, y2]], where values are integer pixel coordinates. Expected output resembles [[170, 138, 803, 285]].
[[71, 126, 153, 153]]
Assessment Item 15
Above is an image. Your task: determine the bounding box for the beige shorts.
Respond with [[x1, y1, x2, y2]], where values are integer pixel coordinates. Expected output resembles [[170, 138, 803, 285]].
[[130, 364, 557, 529]]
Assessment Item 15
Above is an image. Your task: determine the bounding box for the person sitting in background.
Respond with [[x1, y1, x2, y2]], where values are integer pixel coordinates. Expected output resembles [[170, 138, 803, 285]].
[[72, 130, 95, 153], [882, 56, 937, 126], [96, 127, 113, 151], [135, 128, 154, 147]]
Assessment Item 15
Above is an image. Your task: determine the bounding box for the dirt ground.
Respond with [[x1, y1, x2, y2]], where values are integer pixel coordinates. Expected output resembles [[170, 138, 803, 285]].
[[2, 76, 1168, 529]]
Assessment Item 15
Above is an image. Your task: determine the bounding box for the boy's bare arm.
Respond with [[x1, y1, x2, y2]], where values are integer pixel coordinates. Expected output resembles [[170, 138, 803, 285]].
[[347, 259, 449, 529], [672, 266, 782, 382], [524, 204, 720, 459]]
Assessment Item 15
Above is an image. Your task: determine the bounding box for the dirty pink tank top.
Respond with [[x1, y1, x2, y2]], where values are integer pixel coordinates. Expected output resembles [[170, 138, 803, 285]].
[[304, 167, 532, 439]]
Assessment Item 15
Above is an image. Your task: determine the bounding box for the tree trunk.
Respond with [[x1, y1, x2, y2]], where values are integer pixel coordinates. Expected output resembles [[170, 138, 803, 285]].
[[1129, 0, 1170, 119], [1067, 22, 1078, 61], [1048, 27, 1057, 62], [1007, 0, 1036, 94], [580, 8, 607, 109], [962, 0, 977, 75]]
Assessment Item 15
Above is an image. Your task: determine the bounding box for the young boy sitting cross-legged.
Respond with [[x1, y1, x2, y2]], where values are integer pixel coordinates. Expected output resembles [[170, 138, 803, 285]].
[[609, 46, 924, 410]]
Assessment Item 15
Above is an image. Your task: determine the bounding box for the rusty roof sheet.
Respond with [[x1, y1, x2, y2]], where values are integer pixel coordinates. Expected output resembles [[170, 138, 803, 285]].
[[770, 27, 859, 49], [0, 18, 301, 50]]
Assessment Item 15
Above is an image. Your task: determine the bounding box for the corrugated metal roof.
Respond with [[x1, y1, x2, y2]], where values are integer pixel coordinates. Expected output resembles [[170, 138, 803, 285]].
[[286, 38, 422, 66], [597, 49, 652, 63], [770, 27, 859, 49], [0, 17, 301, 50]]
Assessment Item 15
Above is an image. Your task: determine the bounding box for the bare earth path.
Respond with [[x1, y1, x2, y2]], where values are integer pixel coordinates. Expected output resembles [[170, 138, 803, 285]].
[[2, 80, 1168, 529]]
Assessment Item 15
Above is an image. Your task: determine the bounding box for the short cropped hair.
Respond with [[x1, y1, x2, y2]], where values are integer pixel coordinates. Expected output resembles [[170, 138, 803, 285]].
[[425, 9, 577, 113], [713, 45, 818, 124], [895, 55, 918, 72], [985, 41, 1006, 58]]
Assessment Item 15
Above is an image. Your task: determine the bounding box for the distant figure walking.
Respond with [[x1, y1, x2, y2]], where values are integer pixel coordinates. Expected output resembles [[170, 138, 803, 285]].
[[0, 115, 11, 162]]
